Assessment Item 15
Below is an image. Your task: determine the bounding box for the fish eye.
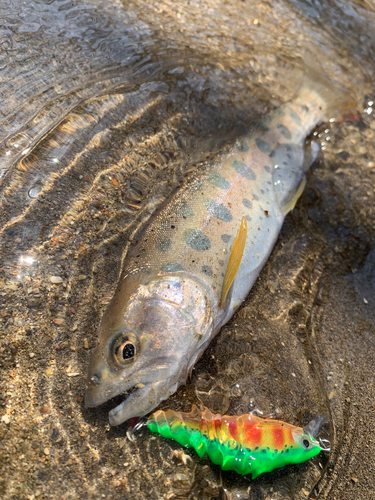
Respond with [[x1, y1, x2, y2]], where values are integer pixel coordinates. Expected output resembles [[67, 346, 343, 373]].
[[112, 332, 139, 365], [116, 341, 135, 360]]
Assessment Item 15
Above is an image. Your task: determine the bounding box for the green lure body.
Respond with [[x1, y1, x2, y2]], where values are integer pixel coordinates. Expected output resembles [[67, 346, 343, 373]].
[[147, 405, 325, 479]]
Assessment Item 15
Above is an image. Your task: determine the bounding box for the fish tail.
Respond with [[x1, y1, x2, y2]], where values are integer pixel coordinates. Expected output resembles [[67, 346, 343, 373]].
[[300, 54, 357, 121]]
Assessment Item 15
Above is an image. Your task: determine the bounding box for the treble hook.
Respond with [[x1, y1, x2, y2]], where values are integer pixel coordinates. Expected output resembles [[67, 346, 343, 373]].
[[126, 419, 146, 442], [319, 438, 331, 452]]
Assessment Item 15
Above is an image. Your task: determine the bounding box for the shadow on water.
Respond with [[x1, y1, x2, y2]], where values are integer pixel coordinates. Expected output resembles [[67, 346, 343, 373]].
[[0, 0, 374, 499]]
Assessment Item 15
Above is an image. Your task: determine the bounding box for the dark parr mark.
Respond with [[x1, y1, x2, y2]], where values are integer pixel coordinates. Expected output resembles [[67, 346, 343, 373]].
[[175, 202, 193, 218], [184, 229, 211, 251], [157, 237, 172, 252], [191, 180, 203, 192], [221, 234, 231, 243], [259, 124, 270, 133], [289, 109, 301, 124], [255, 138, 271, 154], [208, 172, 230, 190], [201, 265, 213, 276], [276, 123, 292, 140], [242, 198, 252, 209], [236, 140, 250, 152], [205, 200, 232, 222], [161, 262, 184, 272], [232, 160, 257, 181]]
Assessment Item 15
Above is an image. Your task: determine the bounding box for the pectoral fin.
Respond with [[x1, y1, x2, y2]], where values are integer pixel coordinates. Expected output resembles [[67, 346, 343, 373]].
[[282, 176, 306, 214], [220, 216, 247, 307]]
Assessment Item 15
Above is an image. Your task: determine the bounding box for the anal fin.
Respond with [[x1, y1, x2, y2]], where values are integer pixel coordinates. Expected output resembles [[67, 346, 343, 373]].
[[282, 175, 306, 214], [220, 216, 247, 307]]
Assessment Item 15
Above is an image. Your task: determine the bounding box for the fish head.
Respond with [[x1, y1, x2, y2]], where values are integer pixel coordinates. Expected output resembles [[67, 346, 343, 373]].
[[85, 273, 213, 425]]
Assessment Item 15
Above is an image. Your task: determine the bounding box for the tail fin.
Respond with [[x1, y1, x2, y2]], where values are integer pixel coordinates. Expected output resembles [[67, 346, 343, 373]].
[[300, 53, 357, 121]]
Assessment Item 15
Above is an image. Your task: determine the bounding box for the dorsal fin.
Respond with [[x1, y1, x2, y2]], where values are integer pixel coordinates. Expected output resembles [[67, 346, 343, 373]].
[[220, 216, 247, 307]]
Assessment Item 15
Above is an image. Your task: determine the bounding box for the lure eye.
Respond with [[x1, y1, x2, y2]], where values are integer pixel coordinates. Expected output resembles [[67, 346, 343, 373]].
[[112, 332, 139, 365], [302, 438, 310, 449]]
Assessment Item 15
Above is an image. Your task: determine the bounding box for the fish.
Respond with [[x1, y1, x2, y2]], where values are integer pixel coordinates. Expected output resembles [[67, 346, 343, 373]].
[[85, 76, 353, 425], [147, 405, 330, 478]]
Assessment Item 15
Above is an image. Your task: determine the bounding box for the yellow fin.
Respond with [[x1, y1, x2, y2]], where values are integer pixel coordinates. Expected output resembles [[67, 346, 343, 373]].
[[220, 216, 247, 307], [282, 176, 306, 214]]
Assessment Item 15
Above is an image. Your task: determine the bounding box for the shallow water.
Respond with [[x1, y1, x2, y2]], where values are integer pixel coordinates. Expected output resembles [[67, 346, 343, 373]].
[[0, 0, 374, 498]]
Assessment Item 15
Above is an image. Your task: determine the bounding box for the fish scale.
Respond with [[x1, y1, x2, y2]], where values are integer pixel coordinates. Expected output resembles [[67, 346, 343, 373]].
[[85, 83, 346, 426]]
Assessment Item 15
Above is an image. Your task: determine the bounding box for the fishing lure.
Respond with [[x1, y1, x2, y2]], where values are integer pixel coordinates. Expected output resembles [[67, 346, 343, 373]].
[[147, 406, 330, 479]]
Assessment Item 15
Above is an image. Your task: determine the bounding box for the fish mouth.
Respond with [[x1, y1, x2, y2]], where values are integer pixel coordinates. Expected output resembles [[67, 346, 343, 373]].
[[85, 367, 176, 425], [108, 383, 154, 426], [108, 388, 139, 424], [108, 377, 174, 425], [84, 382, 138, 409], [85, 383, 145, 425]]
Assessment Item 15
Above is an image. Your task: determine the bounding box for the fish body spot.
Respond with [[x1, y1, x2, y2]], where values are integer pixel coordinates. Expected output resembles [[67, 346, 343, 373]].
[[161, 262, 184, 272], [289, 109, 302, 124], [202, 265, 213, 276], [259, 124, 270, 132], [191, 180, 203, 192], [184, 229, 211, 251], [276, 123, 292, 140], [264, 165, 271, 173], [232, 160, 257, 181], [208, 172, 230, 190], [221, 234, 231, 243], [175, 202, 194, 218], [205, 200, 233, 222], [253, 194, 260, 201], [242, 198, 252, 209], [255, 138, 271, 154], [236, 140, 250, 152], [157, 237, 172, 252]]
